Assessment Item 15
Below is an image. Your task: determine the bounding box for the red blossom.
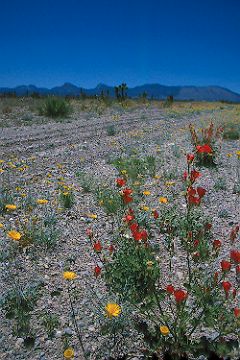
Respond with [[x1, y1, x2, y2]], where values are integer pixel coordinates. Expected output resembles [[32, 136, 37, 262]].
[[122, 188, 132, 196], [197, 187, 206, 198], [196, 144, 213, 154], [187, 153, 195, 163], [190, 169, 201, 183], [194, 239, 199, 247], [183, 171, 188, 181], [236, 265, 240, 274], [222, 281, 232, 293], [86, 228, 93, 238], [230, 250, 240, 264], [213, 239, 222, 249], [221, 260, 231, 272], [123, 195, 133, 204], [108, 244, 114, 253], [130, 223, 139, 233], [205, 223, 212, 230], [152, 210, 159, 219], [214, 272, 219, 284], [116, 178, 126, 187], [232, 288, 237, 298], [174, 289, 188, 303], [166, 284, 175, 294], [94, 265, 101, 277], [234, 308, 240, 318], [124, 214, 134, 222], [93, 241, 102, 253]]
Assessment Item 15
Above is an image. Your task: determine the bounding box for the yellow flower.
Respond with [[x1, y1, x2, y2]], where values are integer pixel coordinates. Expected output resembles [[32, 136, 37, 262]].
[[160, 325, 170, 336], [146, 261, 154, 268], [120, 170, 127, 175], [226, 153, 232, 158], [0, 159, 4, 163], [88, 213, 98, 219], [236, 150, 240, 158], [5, 204, 17, 211], [99, 200, 104, 206], [15, 187, 22, 191], [159, 197, 168, 204], [7, 230, 22, 241], [63, 271, 77, 281], [63, 348, 74, 359], [0, 169, 4, 173], [154, 175, 161, 179], [165, 181, 175, 186], [133, 181, 141, 186], [36, 199, 48, 205], [142, 206, 150, 211], [0, 223, 4, 228], [62, 192, 69, 196], [21, 193, 27, 198], [143, 190, 151, 196], [105, 303, 121, 318]]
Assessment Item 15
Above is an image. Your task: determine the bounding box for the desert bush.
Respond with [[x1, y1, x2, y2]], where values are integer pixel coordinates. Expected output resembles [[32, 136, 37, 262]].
[[223, 123, 240, 140], [106, 124, 116, 136], [39, 97, 71, 118], [0, 282, 43, 339]]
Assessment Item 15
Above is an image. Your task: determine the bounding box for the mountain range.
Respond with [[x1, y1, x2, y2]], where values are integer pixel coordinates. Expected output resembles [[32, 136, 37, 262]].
[[1, 83, 240, 102]]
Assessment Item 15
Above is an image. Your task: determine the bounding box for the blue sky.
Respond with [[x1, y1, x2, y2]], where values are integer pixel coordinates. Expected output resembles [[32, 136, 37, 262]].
[[0, 0, 240, 92]]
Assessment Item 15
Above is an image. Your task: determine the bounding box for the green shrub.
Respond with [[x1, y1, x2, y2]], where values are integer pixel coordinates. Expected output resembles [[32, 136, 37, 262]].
[[223, 124, 240, 140], [39, 97, 71, 118]]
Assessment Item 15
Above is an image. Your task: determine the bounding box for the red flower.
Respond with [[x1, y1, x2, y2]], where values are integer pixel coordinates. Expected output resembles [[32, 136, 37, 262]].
[[190, 169, 201, 183], [230, 226, 239, 243], [230, 250, 240, 264], [132, 229, 148, 241], [116, 178, 126, 187], [130, 223, 139, 233], [187, 187, 196, 196], [122, 188, 132, 196], [213, 240, 222, 249], [187, 153, 195, 163], [205, 223, 212, 230], [188, 195, 201, 205], [234, 308, 240, 318], [86, 228, 93, 238], [197, 187, 206, 198], [214, 272, 219, 284], [132, 231, 142, 241], [174, 289, 188, 303], [108, 244, 114, 253], [196, 144, 212, 154], [222, 281, 232, 293], [194, 239, 199, 247], [94, 265, 101, 277], [124, 214, 134, 222], [93, 241, 102, 253], [123, 195, 133, 204], [232, 288, 237, 298], [221, 260, 231, 272], [140, 230, 148, 241], [183, 171, 188, 181], [236, 265, 240, 274], [166, 284, 175, 294], [152, 210, 159, 219]]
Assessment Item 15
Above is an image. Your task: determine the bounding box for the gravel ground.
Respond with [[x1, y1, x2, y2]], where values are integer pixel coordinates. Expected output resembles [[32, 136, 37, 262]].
[[0, 100, 239, 360]]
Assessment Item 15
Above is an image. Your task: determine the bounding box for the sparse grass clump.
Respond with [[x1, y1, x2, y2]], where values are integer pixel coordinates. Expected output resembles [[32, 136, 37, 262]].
[[39, 96, 71, 118], [223, 123, 240, 140]]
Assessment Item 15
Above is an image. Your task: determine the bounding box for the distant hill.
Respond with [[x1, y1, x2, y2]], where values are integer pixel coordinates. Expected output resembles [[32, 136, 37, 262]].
[[1, 82, 240, 102]]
